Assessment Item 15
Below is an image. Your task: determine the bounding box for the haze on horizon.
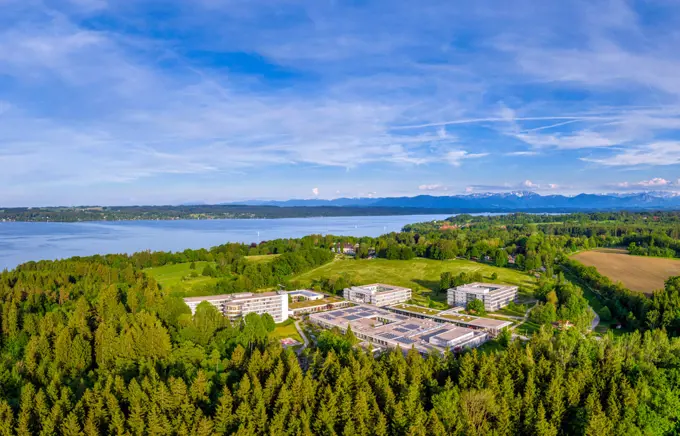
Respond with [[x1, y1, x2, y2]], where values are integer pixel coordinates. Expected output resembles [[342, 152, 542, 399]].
[[2, 0, 680, 207]]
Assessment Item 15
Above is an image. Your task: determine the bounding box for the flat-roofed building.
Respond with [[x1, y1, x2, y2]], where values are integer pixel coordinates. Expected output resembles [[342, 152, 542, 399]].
[[309, 305, 487, 354], [447, 282, 518, 312], [184, 291, 289, 323], [387, 304, 513, 335], [287, 289, 325, 303], [343, 283, 412, 306], [289, 298, 353, 317]]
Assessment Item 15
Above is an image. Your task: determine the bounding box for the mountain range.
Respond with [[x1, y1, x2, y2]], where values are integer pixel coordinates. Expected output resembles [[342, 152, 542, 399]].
[[226, 191, 680, 211]]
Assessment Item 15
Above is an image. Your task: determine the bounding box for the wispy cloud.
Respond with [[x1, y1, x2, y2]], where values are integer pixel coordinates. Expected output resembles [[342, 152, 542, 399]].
[[445, 150, 488, 166], [2, 0, 680, 205], [583, 142, 680, 166]]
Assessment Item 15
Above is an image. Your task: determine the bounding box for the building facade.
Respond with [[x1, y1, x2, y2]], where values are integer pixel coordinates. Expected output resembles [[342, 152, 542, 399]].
[[343, 283, 412, 306], [184, 291, 289, 323], [447, 282, 518, 312]]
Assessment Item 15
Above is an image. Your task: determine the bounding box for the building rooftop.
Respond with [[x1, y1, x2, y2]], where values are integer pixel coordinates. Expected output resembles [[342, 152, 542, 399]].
[[452, 282, 518, 294], [466, 317, 513, 330], [351, 283, 411, 294], [431, 326, 474, 342], [287, 289, 324, 299], [183, 291, 281, 303]]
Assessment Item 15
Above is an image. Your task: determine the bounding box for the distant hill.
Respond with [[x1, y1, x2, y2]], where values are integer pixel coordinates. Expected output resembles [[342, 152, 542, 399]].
[[226, 191, 680, 211]]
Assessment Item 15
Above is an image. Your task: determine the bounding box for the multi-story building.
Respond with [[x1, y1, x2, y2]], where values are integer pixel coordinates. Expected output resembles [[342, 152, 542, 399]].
[[184, 291, 289, 323], [343, 283, 412, 306], [447, 282, 518, 312]]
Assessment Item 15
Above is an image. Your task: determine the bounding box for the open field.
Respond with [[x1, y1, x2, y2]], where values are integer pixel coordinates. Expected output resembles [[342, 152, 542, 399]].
[[294, 258, 536, 306], [571, 248, 680, 294], [246, 254, 280, 264], [145, 261, 218, 291]]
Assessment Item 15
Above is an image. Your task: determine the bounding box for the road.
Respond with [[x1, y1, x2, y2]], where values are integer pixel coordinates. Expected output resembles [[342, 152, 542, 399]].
[[294, 320, 309, 355]]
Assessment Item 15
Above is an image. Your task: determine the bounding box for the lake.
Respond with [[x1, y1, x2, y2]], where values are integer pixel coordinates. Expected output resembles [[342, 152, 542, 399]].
[[0, 214, 451, 270]]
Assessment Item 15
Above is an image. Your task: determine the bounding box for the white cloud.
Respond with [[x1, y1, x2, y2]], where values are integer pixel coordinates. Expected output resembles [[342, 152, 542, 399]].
[[418, 184, 448, 191], [312, 187, 319, 196], [615, 178, 675, 190], [466, 180, 560, 192], [445, 150, 488, 166]]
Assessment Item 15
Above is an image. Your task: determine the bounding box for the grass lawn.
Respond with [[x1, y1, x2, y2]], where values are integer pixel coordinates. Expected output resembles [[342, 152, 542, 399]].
[[246, 254, 281, 264], [271, 319, 302, 343], [289, 296, 344, 309], [492, 304, 530, 318], [391, 303, 442, 316], [439, 313, 478, 322], [515, 321, 542, 336], [146, 261, 219, 292], [293, 258, 537, 304]]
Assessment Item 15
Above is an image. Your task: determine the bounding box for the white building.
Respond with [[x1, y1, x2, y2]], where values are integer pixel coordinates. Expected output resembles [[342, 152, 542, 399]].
[[309, 305, 487, 354], [447, 283, 518, 312], [343, 283, 412, 307], [184, 291, 289, 323]]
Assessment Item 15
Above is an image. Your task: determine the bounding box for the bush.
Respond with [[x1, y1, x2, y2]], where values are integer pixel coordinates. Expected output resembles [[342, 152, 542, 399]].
[[600, 306, 612, 322], [466, 299, 487, 316]]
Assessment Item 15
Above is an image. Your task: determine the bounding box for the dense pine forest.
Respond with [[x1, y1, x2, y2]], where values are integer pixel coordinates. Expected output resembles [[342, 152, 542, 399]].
[[1, 212, 680, 434], [1, 257, 680, 435]]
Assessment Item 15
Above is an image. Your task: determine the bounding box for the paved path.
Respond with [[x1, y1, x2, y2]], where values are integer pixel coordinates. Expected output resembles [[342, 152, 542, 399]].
[[511, 304, 537, 337], [294, 320, 309, 355], [591, 308, 600, 331]]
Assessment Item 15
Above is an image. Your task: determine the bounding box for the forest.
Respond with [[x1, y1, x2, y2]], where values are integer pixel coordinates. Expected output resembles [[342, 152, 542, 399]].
[[1, 212, 680, 434], [0, 205, 452, 222], [1, 256, 680, 435]]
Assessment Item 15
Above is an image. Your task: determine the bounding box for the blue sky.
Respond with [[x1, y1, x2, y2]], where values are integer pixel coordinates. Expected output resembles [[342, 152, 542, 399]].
[[2, 0, 680, 206]]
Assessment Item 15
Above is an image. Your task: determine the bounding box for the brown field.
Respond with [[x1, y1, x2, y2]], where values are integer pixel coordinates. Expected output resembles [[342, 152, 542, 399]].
[[571, 248, 680, 294]]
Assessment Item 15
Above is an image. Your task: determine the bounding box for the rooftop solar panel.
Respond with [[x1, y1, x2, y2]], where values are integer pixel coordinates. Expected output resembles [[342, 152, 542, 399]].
[[403, 323, 420, 330], [379, 333, 398, 339], [345, 315, 361, 320], [394, 328, 409, 333], [396, 337, 415, 345], [320, 315, 334, 320]]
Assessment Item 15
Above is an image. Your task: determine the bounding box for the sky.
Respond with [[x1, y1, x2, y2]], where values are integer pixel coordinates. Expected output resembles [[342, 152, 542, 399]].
[[2, 0, 680, 206]]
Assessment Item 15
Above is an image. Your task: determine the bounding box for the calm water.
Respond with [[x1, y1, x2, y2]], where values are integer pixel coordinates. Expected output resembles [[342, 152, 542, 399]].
[[0, 214, 451, 270]]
